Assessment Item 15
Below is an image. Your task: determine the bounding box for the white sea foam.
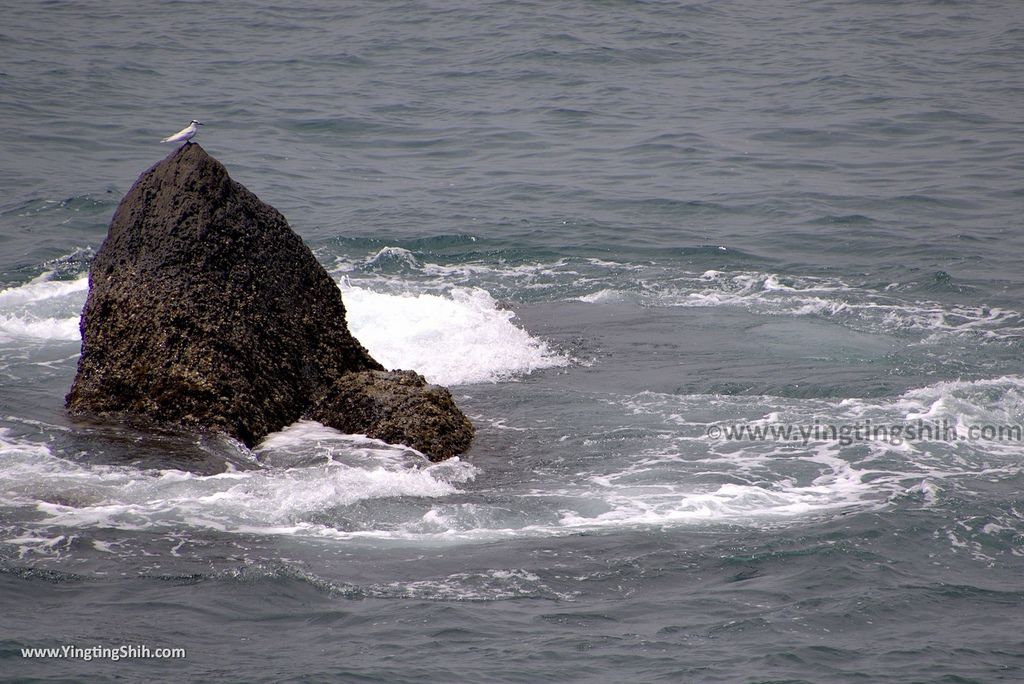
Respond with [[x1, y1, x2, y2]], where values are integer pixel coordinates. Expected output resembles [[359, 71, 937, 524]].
[[545, 439, 877, 532], [888, 376, 1024, 451], [0, 314, 81, 342], [4, 368, 1020, 548], [0, 273, 89, 305], [0, 273, 87, 343], [362, 246, 422, 271], [576, 288, 627, 304], [668, 270, 1024, 339], [0, 413, 869, 550], [0, 425, 478, 550], [571, 266, 1024, 341], [364, 568, 576, 601], [341, 282, 568, 385], [325, 252, 1019, 352]]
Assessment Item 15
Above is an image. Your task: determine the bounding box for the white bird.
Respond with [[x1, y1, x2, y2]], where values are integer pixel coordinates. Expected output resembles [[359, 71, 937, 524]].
[[161, 119, 204, 144]]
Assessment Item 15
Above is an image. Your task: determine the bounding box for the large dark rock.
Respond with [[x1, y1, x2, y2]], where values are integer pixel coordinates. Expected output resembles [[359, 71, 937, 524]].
[[66, 143, 473, 460]]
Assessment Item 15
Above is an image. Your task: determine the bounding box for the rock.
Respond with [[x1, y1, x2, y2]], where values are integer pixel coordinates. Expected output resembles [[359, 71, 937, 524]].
[[309, 370, 475, 462], [66, 143, 473, 459]]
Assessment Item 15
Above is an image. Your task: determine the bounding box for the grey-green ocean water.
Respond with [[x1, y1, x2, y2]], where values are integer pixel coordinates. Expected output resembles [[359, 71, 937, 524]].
[[1, 1, 1023, 682]]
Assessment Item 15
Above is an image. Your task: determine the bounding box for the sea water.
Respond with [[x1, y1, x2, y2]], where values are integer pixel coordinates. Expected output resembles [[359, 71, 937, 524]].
[[1, 2, 1023, 681]]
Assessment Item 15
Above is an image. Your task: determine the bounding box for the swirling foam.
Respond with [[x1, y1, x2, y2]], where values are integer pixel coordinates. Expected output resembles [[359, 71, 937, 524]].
[[0, 273, 87, 343], [341, 282, 568, 385]]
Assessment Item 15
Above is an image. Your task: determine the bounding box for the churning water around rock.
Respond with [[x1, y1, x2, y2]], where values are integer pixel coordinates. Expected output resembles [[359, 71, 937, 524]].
[[2, 1, 1023, 681]]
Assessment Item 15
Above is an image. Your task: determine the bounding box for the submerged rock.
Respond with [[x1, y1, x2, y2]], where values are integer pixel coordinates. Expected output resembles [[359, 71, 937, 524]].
[[310, 370, 475, 462], [66, 143, 473, 460]]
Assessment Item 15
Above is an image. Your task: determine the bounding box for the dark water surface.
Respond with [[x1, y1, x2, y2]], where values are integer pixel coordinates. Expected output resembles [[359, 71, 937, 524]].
[[2, 1, 1023, 682]]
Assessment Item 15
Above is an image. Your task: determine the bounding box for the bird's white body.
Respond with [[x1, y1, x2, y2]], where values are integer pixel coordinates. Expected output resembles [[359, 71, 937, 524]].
[[161, 120, 203, 144]]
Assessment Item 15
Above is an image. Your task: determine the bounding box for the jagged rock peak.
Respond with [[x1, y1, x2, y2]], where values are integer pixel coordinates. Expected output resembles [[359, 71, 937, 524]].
[[67, 144, 473, 460]]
